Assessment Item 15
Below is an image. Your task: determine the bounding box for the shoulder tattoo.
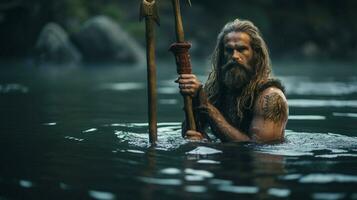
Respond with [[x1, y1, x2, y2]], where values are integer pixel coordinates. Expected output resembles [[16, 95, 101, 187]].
[[262, 93, 288, 123]]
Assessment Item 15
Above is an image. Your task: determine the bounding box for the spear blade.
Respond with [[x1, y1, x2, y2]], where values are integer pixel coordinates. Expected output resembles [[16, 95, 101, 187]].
[[187, 0, 192, 7], [140, 0, 160, 25]]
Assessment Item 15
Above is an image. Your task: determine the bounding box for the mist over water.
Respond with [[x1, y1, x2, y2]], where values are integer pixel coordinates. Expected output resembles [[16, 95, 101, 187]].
[[0, 60, 356, 199]]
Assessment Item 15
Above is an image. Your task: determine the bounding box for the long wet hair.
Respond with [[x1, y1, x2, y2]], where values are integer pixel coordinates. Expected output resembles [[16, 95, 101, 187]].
[[204, 19, 272, 124]]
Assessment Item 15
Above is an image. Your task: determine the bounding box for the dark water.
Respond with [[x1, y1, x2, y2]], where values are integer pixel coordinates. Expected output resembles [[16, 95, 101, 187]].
[[0, 60, 357, 200]]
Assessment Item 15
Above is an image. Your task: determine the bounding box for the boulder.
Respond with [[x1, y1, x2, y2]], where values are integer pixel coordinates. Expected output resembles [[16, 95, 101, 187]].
[[35, 23, 82, 64], [72, 16, 145, 64]]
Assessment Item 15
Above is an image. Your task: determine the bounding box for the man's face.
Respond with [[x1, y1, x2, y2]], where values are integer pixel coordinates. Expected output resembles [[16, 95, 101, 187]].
[[221, 31, 254, 91]]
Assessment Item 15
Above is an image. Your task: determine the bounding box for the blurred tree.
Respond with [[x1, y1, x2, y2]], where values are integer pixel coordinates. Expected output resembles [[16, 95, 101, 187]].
[[0, 0, 356, 62]]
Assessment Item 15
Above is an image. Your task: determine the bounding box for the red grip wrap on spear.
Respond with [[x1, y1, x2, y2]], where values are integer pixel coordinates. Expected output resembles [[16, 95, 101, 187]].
[[169, 41, 196, 131], [170, 0, 197, 131], [169, 42, 192, 74]]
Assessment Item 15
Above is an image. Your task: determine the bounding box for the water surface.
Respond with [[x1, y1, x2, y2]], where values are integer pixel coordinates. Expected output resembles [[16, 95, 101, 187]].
[[0, 60, 356, 199]]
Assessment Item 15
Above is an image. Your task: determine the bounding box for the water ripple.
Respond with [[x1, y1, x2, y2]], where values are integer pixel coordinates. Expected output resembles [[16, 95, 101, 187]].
[[160, 168, 181, 175], [83, 128, 97, 133], [184, 185, 207, 193], [218, 185, 259, 194], [299, 174, 357, 183], [43, 122, 57, 126], [333, 112, 357, 118], [254, 131, 357, 157], [315, 154, 357, 158], [289, 115, 326, 120], [114, 122, 186, 150], [312, 193, 346, 200], [185, 168, 214, 178], [197, 160, 220, 164], [113, 123, 357, 159], [64, 136, 84, 142], [268, 188, 291, 198], [98, 82, 145, 91], [289, 99, 357, 108], [282, 77, 357, 95], [0, 84, 29, 93], [186, 146, 223, 155], [88, 190, 116, 200], [19, 180, 33, 188], [139, 177, 182, 186]]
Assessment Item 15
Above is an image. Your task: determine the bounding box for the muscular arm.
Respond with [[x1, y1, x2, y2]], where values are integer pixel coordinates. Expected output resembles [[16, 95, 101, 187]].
[[206, 103, 250, 142], [176, 74, 288, 143], [249, 87, 288, 143], [204, 87, 288, 143]]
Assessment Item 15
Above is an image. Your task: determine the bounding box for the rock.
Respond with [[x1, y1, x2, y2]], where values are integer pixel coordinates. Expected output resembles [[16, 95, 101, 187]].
[[35, 23, 82, 64], [72, 16, 145, 64]]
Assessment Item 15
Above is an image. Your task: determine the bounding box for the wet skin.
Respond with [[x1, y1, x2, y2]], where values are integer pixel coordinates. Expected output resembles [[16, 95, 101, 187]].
[[176, 31, 288, 143]]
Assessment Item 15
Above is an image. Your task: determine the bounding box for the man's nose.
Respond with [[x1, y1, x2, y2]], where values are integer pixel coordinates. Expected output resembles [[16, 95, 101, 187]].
[[232, 50, 242, 62]]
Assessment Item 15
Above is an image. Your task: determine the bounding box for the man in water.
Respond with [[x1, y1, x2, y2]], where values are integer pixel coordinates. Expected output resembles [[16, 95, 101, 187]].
[[176, 19, 288, 143]]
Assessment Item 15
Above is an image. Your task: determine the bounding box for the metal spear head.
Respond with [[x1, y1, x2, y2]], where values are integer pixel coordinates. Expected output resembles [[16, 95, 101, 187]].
[[187, 0, 192, 7], [139, 0, 160, 25], [176, 0, 192, 7]]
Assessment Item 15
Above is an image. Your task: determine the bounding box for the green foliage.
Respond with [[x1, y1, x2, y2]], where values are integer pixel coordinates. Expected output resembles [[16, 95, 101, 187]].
[[2, 0, 357, 60], [124, 22, 145, 43], [63, 0, 89, 22], [100, 4, 123, 22]]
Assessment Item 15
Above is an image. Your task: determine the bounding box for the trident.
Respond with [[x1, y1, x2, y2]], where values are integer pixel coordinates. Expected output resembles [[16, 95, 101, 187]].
[[169, 0, 197, 131], [140, 0, 160, 145]]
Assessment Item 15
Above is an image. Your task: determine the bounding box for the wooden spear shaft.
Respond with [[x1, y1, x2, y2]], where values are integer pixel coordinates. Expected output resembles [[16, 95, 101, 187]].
[[172, 0, 185, 42], [140, 0, 159, 144], [170, 0, 197, 131], [146, 17, 158, 144]]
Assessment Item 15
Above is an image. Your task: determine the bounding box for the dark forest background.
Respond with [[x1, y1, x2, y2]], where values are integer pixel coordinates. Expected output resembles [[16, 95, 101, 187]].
[[1, 0, 356, 63]]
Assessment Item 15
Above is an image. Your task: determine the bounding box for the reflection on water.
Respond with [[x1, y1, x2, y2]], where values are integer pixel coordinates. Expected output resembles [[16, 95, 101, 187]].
[[297, 174, 357, 183], [288, 115, 326, 120], [0, 61, 357, 199], [139, 177, 182, 186], [114, 123, 187, 150], [281, 77, 357, 95], [19, 180, 33, 188], [88, 190, 116, 200], [109, 122, 357, 198], [289, 99, 357, 108], [0, 83, 29, 93], [186, 146, 222, 155], [112, 122, 357, 158], [98, 82, 145, 91], [333, 112, 357, 118], [254, 131, 357, 157]]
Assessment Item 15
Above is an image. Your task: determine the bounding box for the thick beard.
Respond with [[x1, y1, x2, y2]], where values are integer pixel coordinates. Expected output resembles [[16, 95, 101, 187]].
[[221, 60, 253, 92]]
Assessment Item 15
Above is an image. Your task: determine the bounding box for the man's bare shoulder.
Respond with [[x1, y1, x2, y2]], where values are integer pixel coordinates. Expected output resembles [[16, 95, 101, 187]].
[[254, 86, 288, 123]]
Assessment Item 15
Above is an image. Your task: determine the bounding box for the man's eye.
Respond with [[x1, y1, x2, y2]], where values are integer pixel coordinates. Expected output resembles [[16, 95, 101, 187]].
[[238, 47, 247, 52], [225, 48, 233, 53]]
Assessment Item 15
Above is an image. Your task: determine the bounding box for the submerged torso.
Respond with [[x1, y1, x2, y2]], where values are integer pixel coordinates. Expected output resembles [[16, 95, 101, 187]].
[[209, 78, 285, 140]]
